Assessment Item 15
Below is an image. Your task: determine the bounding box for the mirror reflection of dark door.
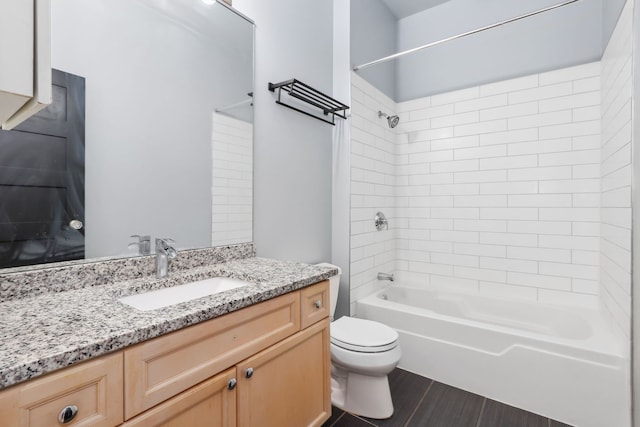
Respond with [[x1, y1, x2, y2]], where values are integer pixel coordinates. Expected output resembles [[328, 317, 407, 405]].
[[0, 69, 85, 268]]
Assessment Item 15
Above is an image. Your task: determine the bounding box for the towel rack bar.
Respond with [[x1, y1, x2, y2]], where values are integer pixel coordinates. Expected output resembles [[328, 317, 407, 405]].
[[275, 100, 337, 125], [268, 78, 349, 125]]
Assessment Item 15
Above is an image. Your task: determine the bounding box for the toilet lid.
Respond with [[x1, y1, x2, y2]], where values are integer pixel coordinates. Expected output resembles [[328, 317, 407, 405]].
[[331, 316, 399, 353]]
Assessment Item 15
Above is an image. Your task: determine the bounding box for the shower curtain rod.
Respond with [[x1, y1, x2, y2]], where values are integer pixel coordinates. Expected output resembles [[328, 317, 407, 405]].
[[353, 0, 581, 71]]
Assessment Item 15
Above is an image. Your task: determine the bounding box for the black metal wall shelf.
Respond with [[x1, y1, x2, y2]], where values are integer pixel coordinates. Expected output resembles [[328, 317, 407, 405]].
[[268, 79, 349, 125]]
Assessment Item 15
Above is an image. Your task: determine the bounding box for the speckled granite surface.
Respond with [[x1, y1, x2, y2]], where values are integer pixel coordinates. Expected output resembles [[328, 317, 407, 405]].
[[0, 243, 255, 302], [0, 255, 337, 390]]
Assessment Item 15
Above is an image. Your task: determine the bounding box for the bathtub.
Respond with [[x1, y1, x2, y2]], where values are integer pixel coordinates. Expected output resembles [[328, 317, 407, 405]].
[[356, 285, 629, 427]]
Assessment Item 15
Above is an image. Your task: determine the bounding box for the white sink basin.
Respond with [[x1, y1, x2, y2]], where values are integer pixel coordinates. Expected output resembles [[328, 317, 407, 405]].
[[118, 277, 253, 311]]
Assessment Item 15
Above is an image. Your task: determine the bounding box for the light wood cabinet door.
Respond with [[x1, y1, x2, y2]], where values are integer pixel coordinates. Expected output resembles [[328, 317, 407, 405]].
[[237, 319, 331, 427], [124, 291, 300, 419], [0, 352, 123, 427], [121, 368, 237, 427]]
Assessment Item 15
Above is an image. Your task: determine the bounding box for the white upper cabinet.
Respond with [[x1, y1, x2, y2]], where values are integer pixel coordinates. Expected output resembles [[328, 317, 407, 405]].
[[0, 0, 51, 130]]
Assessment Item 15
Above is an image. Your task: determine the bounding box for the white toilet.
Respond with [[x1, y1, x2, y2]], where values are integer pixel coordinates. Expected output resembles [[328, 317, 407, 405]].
[[317, 263, 401, 419]]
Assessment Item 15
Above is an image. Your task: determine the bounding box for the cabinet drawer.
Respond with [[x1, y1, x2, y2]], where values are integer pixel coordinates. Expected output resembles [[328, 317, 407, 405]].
[[0, 352, 123, 427], [121, 367, 236, 427], [300, 280, 330, 329], [124, 291, 300, 419]]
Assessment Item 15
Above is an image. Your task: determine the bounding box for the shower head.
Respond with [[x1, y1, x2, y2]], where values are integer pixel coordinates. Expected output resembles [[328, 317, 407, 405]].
[[378, 110, 400, 128]]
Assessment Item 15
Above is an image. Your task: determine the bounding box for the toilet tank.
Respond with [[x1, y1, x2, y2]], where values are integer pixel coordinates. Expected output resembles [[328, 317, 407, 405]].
[[315, 263, 341, 318]]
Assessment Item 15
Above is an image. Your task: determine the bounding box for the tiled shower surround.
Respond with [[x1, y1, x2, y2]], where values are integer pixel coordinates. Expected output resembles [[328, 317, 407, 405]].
[[600, 0, 633, 340], [350, 13, 632, 341], [212, 112, 253, 246]]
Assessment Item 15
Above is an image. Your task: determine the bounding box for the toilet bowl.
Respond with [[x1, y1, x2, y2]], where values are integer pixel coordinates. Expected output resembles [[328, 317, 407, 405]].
[[316, 263, 401, 419]]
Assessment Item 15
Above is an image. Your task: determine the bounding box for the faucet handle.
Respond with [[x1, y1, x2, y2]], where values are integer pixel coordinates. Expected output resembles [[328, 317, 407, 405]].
[[156, 238, 178, 258], [128, 235, 151, 255], [374, 212, 389, 231], [156, 237, 175, 247]]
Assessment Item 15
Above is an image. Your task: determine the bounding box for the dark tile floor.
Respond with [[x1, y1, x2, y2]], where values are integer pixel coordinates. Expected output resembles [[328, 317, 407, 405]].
[[322, 368, 573, 427]]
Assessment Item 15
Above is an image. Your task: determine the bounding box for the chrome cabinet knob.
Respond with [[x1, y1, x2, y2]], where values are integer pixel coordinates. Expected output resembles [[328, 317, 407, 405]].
[[245, 367, 254, 378], [228, 378, 237, 390], [314, 300, 322, 309], [58, 405, 78, 424]]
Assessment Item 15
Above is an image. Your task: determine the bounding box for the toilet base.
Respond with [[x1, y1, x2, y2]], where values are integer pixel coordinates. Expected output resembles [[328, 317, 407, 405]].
[[331, 369, 394, 419]]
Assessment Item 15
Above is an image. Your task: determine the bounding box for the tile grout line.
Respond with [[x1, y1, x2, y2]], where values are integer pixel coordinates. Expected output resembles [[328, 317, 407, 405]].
[[327, 411, 344, 427], [353, 414, 381, 427], [403, 379, 435, 427], [475, 397, 488, 427], [344, 408, 383, 427]]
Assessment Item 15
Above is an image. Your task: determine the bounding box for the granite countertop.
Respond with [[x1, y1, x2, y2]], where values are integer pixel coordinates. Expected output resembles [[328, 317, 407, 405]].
[[0, 257, 337, 390]]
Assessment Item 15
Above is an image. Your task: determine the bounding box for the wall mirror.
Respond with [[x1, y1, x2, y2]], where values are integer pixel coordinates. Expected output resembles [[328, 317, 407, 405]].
[[0, 0, 254, 269]]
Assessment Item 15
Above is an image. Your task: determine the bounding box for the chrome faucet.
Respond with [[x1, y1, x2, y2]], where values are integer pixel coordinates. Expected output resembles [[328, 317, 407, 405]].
[[155, 238, 177, 278], [377, 272, 394, 282], [129, 234, 151, 255]]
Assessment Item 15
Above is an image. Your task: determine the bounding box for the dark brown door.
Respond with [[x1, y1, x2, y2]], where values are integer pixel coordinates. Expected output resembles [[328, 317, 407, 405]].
[[0, 69, 85, 268]]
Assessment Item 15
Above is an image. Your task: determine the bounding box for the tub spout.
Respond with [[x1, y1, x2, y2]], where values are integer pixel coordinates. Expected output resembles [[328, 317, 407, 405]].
[[377, 272, 394, 282]]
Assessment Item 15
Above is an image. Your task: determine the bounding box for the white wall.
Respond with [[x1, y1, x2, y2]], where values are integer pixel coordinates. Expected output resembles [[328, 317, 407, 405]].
[[233, 0, 333, 263], [397, 63, 602, 304], [601, 0, 633, 341], [601, 1, 633, 423], [349, 73, 397, 313], [631, 0, 640, 421], [395, 0, 603, 101], [350, 0, 397, 100], [603, 0, 628, 49], [351, 63, 604, 307], [211, 113, 253, 246]]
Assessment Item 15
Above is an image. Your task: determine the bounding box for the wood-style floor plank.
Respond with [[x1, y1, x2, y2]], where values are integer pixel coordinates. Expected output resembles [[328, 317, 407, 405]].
[[478, 399, 548, 427], [405, 381, 484, 427], [549, 420, 574, 427], [362, 368, 433, 427], [323, 369, 574, 427], [331, 413, 377, 427], [322, 407, 345, 427]]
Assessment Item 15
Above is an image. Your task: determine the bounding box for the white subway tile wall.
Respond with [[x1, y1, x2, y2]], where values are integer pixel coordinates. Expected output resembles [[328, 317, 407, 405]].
[[600, 0, 633, 339], [211, 113, 253, 246], [351, 58, 604, 309], [350, 74, 397, 312]]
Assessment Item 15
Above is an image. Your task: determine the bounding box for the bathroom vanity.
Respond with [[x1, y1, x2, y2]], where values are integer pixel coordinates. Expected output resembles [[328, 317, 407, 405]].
[[0, 247, 335, 426]]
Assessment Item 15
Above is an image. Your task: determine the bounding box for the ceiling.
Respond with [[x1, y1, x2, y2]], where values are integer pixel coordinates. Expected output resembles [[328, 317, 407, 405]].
[[380, 0, 453, 19]]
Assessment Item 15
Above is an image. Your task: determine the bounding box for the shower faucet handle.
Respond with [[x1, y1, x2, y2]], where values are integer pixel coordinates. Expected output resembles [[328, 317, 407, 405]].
[[374, 211, 388, 231]]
